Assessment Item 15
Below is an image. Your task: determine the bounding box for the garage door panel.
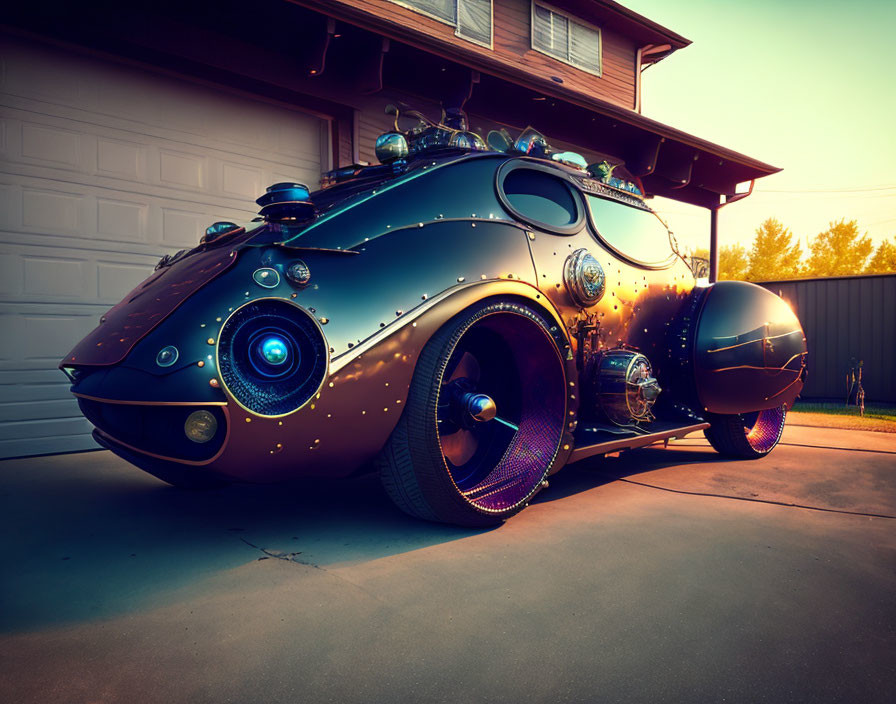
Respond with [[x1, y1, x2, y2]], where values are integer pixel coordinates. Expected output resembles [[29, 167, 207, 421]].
[[96, 197, 149, 243], [0, 175, 260, 254], [0, 37, 325, 457], [0, 310, 98, 367], [0, 416, 94, 443], [0, 398, 81, 423], [0, 129, 300, 212], [1, 106, 320, 211], [0, 55, 323, 171], [0, 434, 99, 459], [3, 245, 159, 302], [22, 255, 92, 299]]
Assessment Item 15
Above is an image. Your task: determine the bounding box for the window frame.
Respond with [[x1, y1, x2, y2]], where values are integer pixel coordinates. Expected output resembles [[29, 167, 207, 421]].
[[530, 1, 603, 77], [387, 0, 494, 50], [584, 193, 678, 270], [496, 159, 585, 236]]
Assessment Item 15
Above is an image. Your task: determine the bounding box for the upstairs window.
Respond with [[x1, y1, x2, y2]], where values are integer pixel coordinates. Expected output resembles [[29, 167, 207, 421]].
[[390, 1, 493, 48], [531, 2, 602, 75]]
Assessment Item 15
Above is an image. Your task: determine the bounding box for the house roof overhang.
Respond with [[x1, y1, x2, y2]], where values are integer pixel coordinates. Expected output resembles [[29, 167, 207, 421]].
[[567, 0, 692, 59], [298, 1, 779, 209]]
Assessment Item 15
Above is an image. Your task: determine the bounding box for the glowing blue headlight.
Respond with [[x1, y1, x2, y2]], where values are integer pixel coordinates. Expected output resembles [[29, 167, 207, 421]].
[[260, 336, 289, 366]]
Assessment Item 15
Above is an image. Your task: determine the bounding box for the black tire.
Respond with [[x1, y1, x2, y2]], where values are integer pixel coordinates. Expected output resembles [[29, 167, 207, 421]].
[[704, 405, 787, 459], [376, 300, 568, 526]]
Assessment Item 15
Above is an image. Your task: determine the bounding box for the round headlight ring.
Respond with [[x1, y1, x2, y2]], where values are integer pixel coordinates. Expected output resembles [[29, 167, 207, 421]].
[[217, 299, 328, 416]]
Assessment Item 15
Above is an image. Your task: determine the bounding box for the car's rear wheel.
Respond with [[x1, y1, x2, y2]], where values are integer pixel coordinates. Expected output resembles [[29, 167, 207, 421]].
[[704, 405, 787, 458], [377, 300, 567, 526]]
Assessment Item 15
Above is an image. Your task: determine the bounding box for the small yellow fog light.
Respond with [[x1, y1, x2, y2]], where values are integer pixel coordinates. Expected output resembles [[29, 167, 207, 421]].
[[184, 410, 217, 444]]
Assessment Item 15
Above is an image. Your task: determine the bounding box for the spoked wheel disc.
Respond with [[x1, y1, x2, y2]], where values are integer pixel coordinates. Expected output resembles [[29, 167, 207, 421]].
[[705, 405, 787, 458], [377, 300, 568, 526]]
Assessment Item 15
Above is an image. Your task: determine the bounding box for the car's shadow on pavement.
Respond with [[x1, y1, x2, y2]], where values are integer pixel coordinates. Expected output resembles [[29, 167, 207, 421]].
[[1, 442, 718, 632], [537, 443, 721, 503]]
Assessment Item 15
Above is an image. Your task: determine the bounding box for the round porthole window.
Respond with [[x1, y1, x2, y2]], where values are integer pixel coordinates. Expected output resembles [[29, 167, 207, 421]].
[[497, 161, 583, 234]]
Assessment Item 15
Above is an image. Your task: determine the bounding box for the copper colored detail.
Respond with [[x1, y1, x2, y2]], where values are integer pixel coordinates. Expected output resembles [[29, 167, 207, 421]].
[[568, 423, 710, 464], [92, 404, 231, 466], [59, 243, 241, 367], [73, 392, 226, 407], [209, 378, 220, 388], [203, 281, 573, 483]]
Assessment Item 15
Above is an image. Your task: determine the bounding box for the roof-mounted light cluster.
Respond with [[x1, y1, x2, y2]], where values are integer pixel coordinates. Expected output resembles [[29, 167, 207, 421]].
[[256, 183, 315, 224], [317, 103, 645, 197]]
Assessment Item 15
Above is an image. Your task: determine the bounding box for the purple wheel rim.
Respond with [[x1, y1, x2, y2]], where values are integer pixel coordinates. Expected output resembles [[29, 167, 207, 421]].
[[437, 311, 565, 513], [744, 406, 786, 454]]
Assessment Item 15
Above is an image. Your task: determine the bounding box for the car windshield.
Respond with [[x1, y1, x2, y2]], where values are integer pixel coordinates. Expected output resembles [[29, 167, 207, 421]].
[[585, 194, 674, 267]]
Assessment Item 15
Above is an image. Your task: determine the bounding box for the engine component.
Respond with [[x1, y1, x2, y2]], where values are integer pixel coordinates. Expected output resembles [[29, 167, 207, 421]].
[[594, 350, 661, 425]]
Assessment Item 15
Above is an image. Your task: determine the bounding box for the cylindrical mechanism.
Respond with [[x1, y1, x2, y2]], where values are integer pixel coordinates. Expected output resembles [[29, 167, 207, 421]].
[[594, 350, 661, 425]]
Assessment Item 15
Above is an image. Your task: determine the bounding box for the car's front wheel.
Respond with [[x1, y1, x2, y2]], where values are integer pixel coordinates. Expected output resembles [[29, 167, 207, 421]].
[[377, 300, 568, 526], [704, 405, 787, 459]]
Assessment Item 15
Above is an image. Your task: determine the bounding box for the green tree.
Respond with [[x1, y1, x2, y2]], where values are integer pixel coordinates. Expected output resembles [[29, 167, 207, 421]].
[[805, 219, 873, 277], [745, 218, 803, 281], [865, 236, 896, 274]]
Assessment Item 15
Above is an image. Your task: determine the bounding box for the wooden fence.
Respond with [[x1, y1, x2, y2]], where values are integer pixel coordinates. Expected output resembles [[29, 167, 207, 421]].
[[757, 274, 896, 403]]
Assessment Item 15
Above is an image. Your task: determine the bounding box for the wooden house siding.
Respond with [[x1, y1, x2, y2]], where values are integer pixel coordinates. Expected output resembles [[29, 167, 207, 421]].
[[318, 0, 639, 109], [351, 87, 619, 168]]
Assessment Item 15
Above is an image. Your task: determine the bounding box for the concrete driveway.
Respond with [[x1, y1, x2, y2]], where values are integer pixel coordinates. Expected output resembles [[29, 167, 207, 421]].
[[1, 425, 894, 703]]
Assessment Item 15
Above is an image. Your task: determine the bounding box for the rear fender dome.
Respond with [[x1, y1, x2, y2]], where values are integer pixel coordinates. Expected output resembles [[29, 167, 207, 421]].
[[693, 281, 807, 414]]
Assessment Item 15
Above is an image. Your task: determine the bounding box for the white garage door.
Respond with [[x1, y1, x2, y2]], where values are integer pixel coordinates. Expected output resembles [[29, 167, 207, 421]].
[[0, 36, 327, 458]]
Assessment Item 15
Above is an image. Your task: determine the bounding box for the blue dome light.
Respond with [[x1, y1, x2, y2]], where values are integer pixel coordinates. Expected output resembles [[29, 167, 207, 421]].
[[260, 336, 289, 365]]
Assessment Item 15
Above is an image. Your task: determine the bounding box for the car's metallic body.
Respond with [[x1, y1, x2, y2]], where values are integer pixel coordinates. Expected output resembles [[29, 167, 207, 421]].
[[60, 143, 807, 521]]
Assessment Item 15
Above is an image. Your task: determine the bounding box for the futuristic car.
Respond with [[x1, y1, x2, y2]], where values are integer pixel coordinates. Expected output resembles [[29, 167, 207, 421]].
[[60, 108, 808, 527]]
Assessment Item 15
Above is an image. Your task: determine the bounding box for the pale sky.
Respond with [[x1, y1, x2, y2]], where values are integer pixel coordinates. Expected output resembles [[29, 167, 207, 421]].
[[621, 0, 896, 256]]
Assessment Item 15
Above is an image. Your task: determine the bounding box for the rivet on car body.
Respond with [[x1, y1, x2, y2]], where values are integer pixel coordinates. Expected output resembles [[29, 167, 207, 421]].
[[206, 338, 215, 345], [209, 378, 219, 388]]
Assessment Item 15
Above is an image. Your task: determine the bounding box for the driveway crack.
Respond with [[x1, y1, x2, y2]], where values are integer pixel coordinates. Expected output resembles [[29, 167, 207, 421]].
[[239, 537, 322, 568]]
